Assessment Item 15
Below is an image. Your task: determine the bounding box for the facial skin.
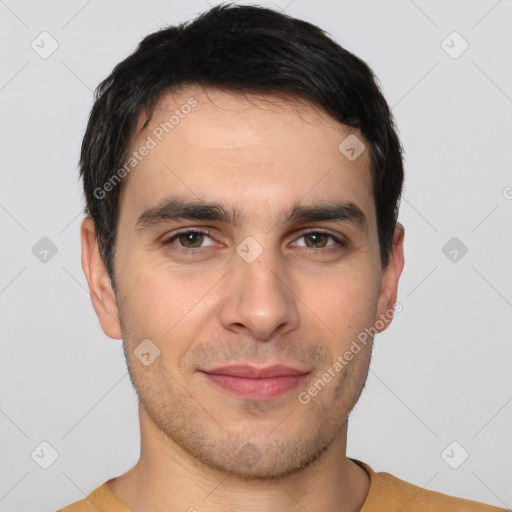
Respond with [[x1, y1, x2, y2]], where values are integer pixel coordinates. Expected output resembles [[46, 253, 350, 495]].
[[81, 85, 404, 512]]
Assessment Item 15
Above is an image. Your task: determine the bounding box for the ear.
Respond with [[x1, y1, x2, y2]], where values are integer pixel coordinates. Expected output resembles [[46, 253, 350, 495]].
[[375, 223, 405, 333], [80, 217, 122, 339]]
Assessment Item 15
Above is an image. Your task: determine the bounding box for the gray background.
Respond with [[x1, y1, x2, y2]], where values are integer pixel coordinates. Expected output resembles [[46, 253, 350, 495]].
[[0, 0, 511, 510]]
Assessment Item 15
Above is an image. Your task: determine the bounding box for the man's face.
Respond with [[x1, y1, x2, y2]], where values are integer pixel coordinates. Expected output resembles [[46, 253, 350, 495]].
[[89, 85, 402, 480]]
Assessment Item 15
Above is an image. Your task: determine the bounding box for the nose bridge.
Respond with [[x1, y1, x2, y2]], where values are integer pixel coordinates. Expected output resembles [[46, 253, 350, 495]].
[[220, 240, 299, 340], [240, 247, 284, 298]]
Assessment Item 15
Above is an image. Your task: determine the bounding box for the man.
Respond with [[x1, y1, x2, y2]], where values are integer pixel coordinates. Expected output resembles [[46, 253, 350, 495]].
[[59, 3, 507, 511]]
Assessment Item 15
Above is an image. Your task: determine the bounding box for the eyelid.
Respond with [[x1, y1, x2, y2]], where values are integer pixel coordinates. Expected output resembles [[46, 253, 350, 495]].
[[293, 227, 348, 241], [289, 228, 348, 248], [162, 227, 217, 247]]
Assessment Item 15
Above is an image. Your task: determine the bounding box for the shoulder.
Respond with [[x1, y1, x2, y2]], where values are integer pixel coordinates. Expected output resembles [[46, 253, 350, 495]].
[[57, 481, 126, 512], [378, 472, 509, 511], [351, 459, 509, 512]]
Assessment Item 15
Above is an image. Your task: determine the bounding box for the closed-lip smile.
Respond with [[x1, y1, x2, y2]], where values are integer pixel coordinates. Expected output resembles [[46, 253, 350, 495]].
[[199, 364, 311, 400]]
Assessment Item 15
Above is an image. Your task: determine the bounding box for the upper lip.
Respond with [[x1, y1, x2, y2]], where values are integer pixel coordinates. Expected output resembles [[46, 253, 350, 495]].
[[200, 364, 310, 378]]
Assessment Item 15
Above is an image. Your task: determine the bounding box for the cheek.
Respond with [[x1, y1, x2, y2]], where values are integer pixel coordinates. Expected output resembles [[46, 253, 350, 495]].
[[119, 259, 218, 343], [304, 265, 380, 337]]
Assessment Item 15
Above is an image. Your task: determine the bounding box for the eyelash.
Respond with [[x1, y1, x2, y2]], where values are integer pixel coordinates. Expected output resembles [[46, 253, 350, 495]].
[[162, 228, 348, 255]]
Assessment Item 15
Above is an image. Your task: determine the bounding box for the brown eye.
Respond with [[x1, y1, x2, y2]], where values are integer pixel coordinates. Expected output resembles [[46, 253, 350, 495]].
[[163, 229, 216, 251], [177, 232, 205, 248], [304, 232, 329, 248], [294, 231, 345, 251]]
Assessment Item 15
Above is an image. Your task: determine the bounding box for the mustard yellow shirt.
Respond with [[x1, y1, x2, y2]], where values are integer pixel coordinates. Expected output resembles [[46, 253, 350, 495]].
[[58, 458, 509, 511]]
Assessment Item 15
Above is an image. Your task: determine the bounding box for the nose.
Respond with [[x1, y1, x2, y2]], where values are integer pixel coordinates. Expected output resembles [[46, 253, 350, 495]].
[[219, 249, 300, 341]]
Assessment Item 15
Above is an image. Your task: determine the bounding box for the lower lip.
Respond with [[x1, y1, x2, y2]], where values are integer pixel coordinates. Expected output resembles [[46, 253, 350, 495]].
[[201, 373, 309, 400]]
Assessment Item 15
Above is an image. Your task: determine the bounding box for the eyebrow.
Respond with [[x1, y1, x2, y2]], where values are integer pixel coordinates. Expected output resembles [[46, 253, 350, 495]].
[[135, 196, 368, 233]]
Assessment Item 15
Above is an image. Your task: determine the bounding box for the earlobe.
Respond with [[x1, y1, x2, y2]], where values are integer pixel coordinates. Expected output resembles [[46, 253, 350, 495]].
[[375, 223, 405, 333], [80, 218, 122, 340]]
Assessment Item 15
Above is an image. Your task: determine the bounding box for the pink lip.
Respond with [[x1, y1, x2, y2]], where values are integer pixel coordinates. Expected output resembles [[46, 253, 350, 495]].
[[200, 364, 310, 401]]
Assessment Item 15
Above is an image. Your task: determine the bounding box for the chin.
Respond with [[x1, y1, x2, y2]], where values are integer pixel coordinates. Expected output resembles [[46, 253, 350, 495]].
[[182, 432, 332, 482]]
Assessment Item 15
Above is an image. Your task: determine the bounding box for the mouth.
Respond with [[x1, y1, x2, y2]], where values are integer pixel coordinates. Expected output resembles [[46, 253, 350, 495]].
[[198, 364, 311, 401]]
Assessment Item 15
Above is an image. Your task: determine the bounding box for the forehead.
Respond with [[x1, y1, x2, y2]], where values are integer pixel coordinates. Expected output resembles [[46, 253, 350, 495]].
[[119, 85, 375, 227], [137, 84, 356, 138]]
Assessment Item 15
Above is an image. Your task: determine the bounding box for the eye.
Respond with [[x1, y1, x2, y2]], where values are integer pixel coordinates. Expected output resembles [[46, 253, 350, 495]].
[[163, 229, 216, 252], [293, 231, 347, 251]]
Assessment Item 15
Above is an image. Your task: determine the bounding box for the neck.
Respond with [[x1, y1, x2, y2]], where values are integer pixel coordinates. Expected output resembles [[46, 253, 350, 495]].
[[108, 402, 370, 512]]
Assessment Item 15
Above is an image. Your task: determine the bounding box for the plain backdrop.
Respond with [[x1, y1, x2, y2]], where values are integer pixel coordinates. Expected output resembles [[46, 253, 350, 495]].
[[0, 0, 511, 510]]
